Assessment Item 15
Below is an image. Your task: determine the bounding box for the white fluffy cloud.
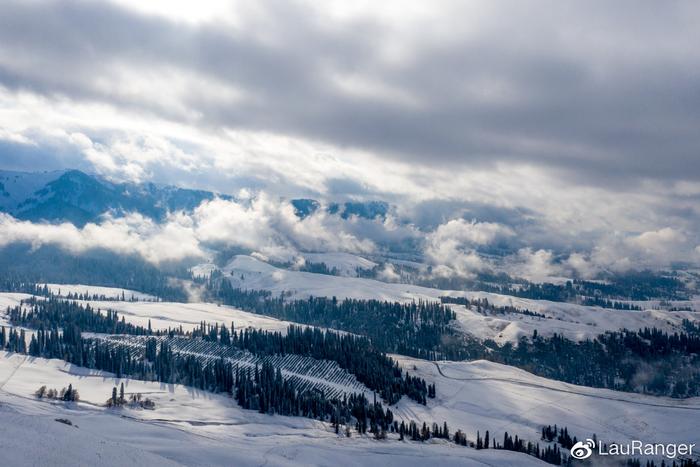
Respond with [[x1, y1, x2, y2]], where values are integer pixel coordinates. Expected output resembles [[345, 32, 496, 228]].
[[424, 219, 513, 277], [507, 248, 565, 283], [0, 195, 377, 265], [376, 263, 401, 283], [422, 221, 700, 282], [193, 196, 375, 261], [0, 212, 203, 264], [1, 201, 698, 281], [561, 228, 698, 278]]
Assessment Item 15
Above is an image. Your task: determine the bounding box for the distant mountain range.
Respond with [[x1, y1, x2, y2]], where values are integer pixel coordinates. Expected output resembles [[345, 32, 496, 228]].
[[0, 169, 228, 226], [0, 169, 389, 226]]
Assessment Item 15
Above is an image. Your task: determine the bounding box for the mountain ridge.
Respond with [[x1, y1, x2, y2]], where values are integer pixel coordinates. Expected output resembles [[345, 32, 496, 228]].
[[0, 169, 390, 226]]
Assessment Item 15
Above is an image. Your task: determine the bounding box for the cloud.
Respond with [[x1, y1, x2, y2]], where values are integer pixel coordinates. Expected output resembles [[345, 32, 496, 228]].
[[424, 219, 514, 277], [1, 195, 698, 280], [376, 263, 400, 283], [428, 219, 514, 247], [0, 195, 379, 265], [193, 196, 376, 260], [0, 212, 203, 264], [562, 228, 698, 277], [565, 252, 599, 279], [625, 227, 686, 257], [507, 248, 564, 283], [0, 0, 700, 275], [1, 0, 700, 188]]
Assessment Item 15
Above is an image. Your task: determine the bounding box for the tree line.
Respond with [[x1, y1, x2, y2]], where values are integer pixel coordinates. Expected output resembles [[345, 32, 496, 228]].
[[7, 297, 429, 405], [490, 327, 700, 397], [202, 278, 700, 397], [440, 296, 547, 318], [0, 244, 190, 301], [204, 276, 473, 360]]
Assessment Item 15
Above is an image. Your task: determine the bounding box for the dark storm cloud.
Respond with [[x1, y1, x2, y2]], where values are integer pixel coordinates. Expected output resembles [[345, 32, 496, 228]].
[[1, 0, 700, 186]]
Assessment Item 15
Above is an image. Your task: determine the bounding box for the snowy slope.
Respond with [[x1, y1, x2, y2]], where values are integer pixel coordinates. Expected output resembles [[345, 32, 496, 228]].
[[223, 255, 700, 343], [2, 282, 698, 464], [0, 292, 32, 326], [2, 275, 698, 464], [0, 292, 345, 338], [0, 352, 546, 467], [301, 252, 377, 276], [45, 283, 159, 301], [447, 301, 698, 345], [0, 292, 304, 346], [0, 169, 66, 211], [0, 405, 182, 467], [392, 356, 700, 457], [91, 334, 373, 399], [2, 351, 698, 465], [75, 299, 301, 334]]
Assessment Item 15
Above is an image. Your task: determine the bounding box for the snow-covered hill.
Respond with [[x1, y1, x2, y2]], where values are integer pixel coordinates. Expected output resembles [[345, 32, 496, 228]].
[[92, 334, 373, 399], [0, 352, 546, 467], [75, 299, 316, 334], [222, 255, 700, 344], [2, 280, 699, 465], [44, 283, 159, 301], [392, 356, 700, 454], [0, 169, 66, 211], [2, 349, 698, 465], [301, 252, 377, 276]]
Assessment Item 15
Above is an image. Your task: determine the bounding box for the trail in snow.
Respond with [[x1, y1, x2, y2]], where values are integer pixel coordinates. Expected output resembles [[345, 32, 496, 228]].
[[0, 354, 27, 390], [431, 361, 700, 411]]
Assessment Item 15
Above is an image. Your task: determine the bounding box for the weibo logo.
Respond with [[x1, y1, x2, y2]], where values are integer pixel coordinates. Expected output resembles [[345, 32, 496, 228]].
[[570, 439, 595, 460]]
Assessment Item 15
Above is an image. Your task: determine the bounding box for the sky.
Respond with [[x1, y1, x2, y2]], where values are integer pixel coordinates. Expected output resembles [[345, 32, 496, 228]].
[[0, 0, 699, 279]]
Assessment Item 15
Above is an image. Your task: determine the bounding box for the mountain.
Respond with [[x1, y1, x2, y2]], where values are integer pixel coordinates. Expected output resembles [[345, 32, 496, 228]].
[[292, 199, 389, 220], [0, 169, 67, 211], [329, 200, 389, 220], [0, 169, 230, 226], [290, 198, 321, 218], [0, 169, 391, 225]]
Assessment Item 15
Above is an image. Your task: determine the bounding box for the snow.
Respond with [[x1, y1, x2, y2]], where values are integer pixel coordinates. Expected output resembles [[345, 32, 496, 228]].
[[76, 300, 303, 334], [223, 255, 700, 344], [0, 292, 33, 326], [2, 268, 699, 464], [447, 301, 698, 345], [392, 356, 700, 458], [44, 283, 159, 301], [0, 169, 65, 210], [190, 262, 217, 278], [0, 404, 182, 467], [0, 352, 546, 466], [90, 334, 373, 399], [0, 292, 347, 338], [2, 350, 698, 465], [301, 252, 377, 276]]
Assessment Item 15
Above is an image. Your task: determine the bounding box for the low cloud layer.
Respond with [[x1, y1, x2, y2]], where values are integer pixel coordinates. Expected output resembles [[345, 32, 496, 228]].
[[0, 196, 379, 265], [424, 220, 514, 278], [0, 212, 202, 264], [1, 196, 697, 282]]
